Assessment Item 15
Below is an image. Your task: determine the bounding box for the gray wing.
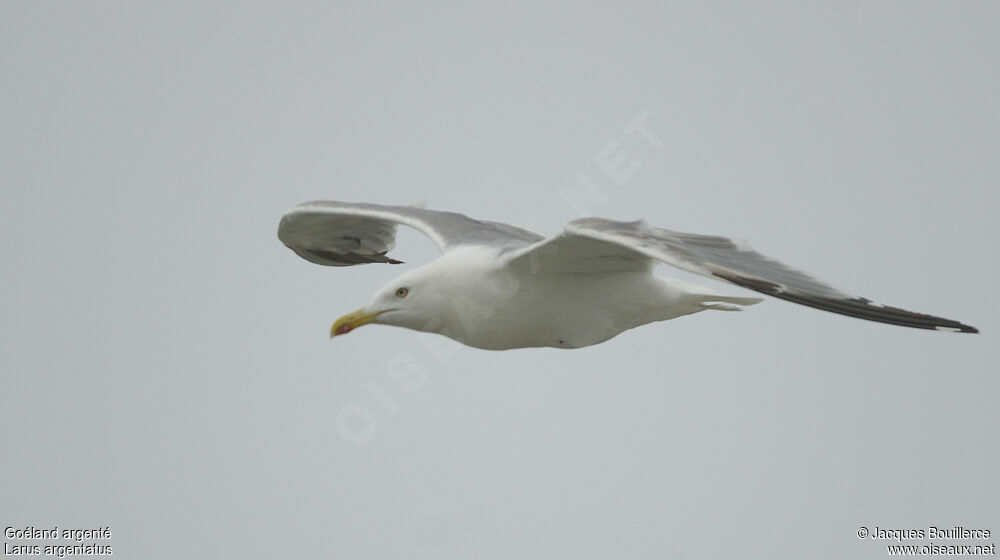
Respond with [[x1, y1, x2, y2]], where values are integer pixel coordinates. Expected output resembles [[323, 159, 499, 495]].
[[278, 201, 543, 266], [504, 217, 978, 333]]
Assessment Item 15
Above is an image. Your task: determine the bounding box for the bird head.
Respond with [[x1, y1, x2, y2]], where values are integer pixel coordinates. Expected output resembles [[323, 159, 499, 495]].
[[330, 265, 449, 337]]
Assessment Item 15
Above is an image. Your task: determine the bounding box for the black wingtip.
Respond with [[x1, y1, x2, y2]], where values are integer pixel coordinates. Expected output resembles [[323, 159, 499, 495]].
[[376, 250, 403, 264], [708, 268, 978, 334], [777, 293, 981, 334]]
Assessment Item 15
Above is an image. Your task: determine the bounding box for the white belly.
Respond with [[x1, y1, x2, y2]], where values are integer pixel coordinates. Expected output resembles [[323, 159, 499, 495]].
[[442, 271, 703, 350]]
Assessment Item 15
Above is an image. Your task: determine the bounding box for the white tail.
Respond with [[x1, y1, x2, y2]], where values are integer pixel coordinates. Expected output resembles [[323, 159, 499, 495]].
[[699, 294, 764, 312]]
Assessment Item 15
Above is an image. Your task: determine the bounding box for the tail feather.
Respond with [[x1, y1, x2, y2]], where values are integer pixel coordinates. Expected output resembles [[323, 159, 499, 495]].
[[699, 294, 764, 312]]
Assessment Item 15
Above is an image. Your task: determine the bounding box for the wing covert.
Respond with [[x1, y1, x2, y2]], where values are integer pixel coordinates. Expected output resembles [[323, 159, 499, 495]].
[[504, 217, 978, 333]]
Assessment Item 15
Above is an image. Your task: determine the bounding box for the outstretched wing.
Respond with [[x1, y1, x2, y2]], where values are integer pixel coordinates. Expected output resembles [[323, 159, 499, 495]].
[[278, 201, 543, 266], [504, 217, 978, 333]]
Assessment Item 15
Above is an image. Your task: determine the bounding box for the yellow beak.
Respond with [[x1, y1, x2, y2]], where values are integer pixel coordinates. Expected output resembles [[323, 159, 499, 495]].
[[331, 308, 382, 337]]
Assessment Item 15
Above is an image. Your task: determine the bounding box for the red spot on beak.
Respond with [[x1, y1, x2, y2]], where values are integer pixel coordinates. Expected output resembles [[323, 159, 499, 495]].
[[334, 324, 353, 335]]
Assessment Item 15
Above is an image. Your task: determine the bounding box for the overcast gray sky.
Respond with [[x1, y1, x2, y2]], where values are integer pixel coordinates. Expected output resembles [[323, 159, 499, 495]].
[[2, 2, 997, 559]]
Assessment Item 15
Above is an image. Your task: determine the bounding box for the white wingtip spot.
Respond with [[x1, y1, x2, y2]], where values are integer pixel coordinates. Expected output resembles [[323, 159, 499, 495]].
[[733, 237, 753, 252], [935, 326, 962, 332]]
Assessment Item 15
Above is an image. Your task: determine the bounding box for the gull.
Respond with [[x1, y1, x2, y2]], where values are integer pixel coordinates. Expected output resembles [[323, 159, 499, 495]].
[[277, 201, 978, 350]]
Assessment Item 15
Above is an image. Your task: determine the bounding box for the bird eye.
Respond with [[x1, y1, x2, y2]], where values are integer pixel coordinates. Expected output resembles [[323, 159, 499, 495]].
[[395, 287, 409, 298]]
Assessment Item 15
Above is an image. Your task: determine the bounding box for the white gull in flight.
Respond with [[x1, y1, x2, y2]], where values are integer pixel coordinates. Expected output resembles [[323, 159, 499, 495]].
[[278, 201, 978, 350]]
